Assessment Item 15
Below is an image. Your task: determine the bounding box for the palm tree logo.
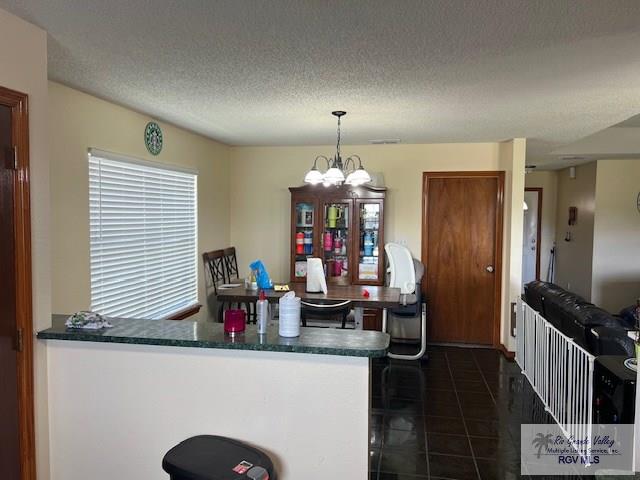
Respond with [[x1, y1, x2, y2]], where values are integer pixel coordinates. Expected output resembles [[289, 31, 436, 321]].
[[531, 433, 554, 459]]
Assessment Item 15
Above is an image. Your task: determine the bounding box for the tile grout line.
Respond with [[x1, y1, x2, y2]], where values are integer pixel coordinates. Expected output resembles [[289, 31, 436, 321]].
[[421, 358, 431, 479], [375, 365, 384, 479], [444, 351, 482, 480], [375, 413, 383, 480], [471, 352, 497, 405]]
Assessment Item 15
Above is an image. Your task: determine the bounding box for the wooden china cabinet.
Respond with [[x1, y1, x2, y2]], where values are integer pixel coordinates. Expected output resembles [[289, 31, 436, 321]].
[[289, 184, 387, 329]]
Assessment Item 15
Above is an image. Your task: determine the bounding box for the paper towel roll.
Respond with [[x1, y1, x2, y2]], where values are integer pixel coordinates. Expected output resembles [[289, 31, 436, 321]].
[[306, 258, 327, 294]]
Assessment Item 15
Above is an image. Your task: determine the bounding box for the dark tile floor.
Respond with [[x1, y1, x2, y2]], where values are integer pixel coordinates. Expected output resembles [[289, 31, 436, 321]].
[[369, 345, 592, 480]]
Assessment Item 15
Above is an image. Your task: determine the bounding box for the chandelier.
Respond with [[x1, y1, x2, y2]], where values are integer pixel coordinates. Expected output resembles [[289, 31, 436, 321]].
[[304, 111, 371, 187]]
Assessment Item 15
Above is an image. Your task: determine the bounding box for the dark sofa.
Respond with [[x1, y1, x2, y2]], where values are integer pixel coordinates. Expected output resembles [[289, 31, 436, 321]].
[[523, 281, 635, 356]]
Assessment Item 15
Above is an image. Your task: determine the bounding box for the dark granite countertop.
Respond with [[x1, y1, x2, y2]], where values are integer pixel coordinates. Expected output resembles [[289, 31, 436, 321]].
[[37, 315, 390, 358]]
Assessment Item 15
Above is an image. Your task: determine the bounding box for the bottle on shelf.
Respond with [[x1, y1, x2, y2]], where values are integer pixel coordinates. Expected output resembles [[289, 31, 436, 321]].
[[334, 232, 342, 255], [334, 259, 342, 276], [296, 231, 304, 254], [323, 231, 333, 252], [304, 230, 313, 254], [363, 231, 374, 256]]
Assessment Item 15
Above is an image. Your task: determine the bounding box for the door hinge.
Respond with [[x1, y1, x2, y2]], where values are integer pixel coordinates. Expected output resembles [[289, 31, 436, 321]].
[[4, 146, 17, 170], [15, 328, 24, 352]]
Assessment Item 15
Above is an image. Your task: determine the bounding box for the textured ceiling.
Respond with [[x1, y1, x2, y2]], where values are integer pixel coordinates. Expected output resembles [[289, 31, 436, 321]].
[[2, 0, 640, 166]]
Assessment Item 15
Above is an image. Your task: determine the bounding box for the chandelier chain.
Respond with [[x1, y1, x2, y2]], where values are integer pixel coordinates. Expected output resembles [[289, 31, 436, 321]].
[[336, 115, 341, 160], [304, 110, 370, 186]]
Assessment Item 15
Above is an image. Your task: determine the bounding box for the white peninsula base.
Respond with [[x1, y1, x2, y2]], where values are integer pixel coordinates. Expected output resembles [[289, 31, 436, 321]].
[[46, 341, 370, 480]]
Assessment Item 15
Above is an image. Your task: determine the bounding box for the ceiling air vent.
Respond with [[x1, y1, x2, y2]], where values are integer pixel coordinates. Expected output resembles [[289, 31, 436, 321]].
[[369, 139, 400, 145]]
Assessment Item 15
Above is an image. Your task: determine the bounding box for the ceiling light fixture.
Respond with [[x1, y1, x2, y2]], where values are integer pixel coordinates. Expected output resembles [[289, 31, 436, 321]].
[[304, 111, 371, 187]]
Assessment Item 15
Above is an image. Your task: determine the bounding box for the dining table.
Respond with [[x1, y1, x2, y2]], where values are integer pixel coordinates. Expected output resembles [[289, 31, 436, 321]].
[[216, 283, 401, 329]]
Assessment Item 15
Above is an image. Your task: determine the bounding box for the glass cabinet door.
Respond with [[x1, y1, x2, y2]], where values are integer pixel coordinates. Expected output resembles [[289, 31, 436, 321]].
[[293, 200, 316, 279], [357, 202, 382, 283], [321, 201, 351, 284]]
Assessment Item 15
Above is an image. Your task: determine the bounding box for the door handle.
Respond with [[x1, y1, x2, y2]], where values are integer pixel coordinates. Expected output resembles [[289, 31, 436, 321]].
[[486, 265, 494, 273]]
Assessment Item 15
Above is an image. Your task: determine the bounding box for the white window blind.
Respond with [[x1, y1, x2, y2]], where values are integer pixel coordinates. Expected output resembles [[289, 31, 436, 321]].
[[89, 150, 198, 319]]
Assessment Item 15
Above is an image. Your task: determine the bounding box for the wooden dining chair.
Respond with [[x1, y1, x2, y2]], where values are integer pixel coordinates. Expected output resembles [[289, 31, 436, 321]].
[[222, 247, 240, 281], [203, 250, 228, 322], [223, 246, 257, 323], [300, 300, 352, 329]]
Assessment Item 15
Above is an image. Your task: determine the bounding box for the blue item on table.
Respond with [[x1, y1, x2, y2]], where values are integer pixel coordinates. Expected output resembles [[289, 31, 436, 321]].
[[249, 260, 273, 289]]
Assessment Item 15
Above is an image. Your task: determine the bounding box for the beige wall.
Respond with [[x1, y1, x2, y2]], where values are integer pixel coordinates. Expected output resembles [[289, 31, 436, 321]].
[[498, 139, 526, 347], [525, 171, 558, 282], [229, 143, 504, 277], [49, 82, 230, 321], [229, 141, 525, 350], [554, 162, 597, 300], [591, 159, 640, 312], [0, 8, 51, 480]]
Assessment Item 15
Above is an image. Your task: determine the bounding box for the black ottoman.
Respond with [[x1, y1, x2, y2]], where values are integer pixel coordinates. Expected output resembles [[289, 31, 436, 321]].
[[162, 435, 277, 480]]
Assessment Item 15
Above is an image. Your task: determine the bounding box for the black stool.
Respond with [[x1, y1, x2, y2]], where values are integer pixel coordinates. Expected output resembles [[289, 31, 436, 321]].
[[163, 435, 277, 480]]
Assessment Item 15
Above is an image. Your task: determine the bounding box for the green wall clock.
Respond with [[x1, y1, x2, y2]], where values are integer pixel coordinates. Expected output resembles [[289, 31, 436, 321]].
[[144, 121, 163, 156]]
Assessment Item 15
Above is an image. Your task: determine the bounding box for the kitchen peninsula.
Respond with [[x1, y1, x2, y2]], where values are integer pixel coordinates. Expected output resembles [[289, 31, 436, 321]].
[[38, 315, 389, 480]]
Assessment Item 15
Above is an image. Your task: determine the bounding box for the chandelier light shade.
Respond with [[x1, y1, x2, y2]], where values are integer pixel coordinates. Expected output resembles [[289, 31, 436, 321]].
[[324, 165, 346, 184], [345, 156, 372, 186], [303, 111, 372, 187], [303, 165, 324, 185]]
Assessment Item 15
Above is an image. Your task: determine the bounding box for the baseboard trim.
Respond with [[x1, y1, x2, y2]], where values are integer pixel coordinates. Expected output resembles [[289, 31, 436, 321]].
[[498, 343, 515, 360]]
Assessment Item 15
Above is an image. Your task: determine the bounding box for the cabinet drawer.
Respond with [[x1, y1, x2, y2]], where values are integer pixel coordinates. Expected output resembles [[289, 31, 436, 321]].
[[363, 308, 382, 331]]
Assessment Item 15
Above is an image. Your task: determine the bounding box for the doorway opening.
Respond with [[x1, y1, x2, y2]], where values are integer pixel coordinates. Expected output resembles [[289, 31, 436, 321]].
[[522, 187, 542, 290]]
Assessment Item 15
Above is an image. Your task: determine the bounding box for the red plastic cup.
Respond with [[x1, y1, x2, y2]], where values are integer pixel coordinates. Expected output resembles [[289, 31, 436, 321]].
[[224, 309, 246, 334]]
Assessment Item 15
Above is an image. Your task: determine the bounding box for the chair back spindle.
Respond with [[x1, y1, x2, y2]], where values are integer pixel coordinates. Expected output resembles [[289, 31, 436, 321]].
[[223, 247, 240, 282], [203, 250, 227, 295]]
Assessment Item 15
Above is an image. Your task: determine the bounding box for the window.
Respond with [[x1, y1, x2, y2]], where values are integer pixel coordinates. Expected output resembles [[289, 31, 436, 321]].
[[89, 149, 198, 319]]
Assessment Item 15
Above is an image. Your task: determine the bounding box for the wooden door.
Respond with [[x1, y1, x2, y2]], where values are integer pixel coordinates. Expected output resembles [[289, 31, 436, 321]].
[[0, 86, 35, 480], [0, 102, 20, 480], [422, 172, 504, 345]]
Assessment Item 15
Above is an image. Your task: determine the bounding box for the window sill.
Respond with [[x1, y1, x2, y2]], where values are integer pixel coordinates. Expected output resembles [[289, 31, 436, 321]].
[[166, 303, 202, 321]]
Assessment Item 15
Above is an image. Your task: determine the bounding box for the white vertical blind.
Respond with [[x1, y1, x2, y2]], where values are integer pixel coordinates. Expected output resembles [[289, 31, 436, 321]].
[[89, 151, 198, 319]]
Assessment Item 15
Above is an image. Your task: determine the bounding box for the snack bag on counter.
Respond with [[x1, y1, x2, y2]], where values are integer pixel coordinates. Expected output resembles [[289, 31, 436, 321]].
[[249, 260, 273, 290]]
